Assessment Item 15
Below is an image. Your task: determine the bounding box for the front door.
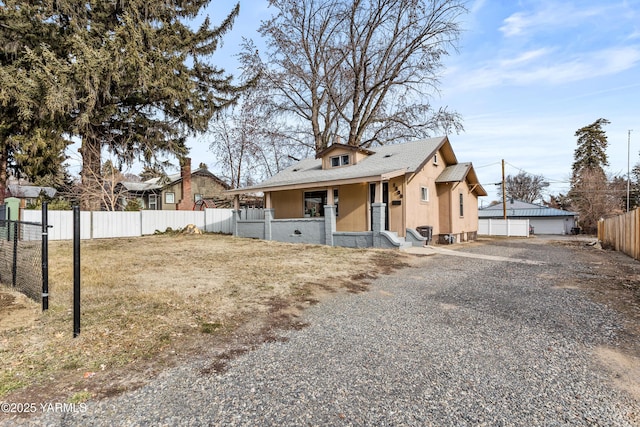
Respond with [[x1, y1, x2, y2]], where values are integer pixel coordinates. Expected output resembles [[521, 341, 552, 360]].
[[369, 182, 389, 231]]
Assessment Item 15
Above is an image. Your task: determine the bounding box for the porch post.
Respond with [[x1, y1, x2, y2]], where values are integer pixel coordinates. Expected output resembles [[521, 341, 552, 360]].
[[264, 208, 274, 241], [324, 205, 336, 246], [231, 209, 241, 236], [372, 202, 386, 247]]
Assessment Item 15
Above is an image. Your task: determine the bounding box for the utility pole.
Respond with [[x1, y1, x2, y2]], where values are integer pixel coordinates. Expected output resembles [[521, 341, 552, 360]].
[[502, 159, 506, 219], [628, 130, 633, 212]]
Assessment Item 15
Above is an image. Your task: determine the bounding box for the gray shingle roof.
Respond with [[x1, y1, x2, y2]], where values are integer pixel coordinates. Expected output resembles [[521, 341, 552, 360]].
[[7, 185, 57, 198], [233, 137, 448, 192], [119, 181, 162, 192], [119, 168, 225, 193], [436, 163, 471, 183]]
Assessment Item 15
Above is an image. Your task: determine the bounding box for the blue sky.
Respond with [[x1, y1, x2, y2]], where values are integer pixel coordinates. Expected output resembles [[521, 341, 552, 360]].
[[185, 0, 640, 203]]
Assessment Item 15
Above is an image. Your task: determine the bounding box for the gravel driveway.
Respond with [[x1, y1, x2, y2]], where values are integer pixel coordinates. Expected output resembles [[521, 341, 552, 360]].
[[7, 237, 640, 426]]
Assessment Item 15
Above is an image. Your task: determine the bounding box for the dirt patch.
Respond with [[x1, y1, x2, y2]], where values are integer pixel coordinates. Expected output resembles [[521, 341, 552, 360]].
[[595, 346, 640, 401], [0, 289, 39, 332]]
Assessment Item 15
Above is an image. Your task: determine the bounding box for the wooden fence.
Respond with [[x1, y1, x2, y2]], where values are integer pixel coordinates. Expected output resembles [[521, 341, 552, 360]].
[[21, 208, 264, 241], [597, 209, 640, 261]]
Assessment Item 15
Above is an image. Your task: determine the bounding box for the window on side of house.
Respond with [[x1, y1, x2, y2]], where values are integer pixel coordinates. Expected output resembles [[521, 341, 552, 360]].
[[433, 153, 438, 165], [304, 190, 327, 217], [165, 192, 175, 204], [333, 188, 339, 217], [194, 193, 203, 202], [420, 186, 429, 202], [149, 194, 157, 210], [459, 193, 464, 217], [330, 154, 350, 167]]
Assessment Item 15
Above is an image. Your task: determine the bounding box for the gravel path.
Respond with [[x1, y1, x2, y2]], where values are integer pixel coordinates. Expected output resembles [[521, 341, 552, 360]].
[[6, 238, 640, 426]]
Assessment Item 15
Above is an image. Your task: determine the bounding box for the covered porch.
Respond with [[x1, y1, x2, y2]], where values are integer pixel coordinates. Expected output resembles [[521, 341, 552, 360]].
[[226, 176, 426, 249]]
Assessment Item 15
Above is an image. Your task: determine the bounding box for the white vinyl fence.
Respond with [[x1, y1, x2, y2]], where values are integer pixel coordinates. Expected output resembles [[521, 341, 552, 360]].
[[478, 219, 530, 237], [21, 208, 262, 241]]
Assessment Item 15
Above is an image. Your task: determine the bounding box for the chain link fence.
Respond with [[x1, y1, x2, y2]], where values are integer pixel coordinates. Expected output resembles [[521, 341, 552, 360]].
[[0, 219, 44, 302], [0, 201, 48, 305]]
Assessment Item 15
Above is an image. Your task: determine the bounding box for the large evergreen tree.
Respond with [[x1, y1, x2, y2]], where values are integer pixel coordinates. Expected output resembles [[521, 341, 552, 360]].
[[2, 0, 250, 209], [0, 1, 70, 202], [568, 118, 620, 233], [571, 118, 610, 175]]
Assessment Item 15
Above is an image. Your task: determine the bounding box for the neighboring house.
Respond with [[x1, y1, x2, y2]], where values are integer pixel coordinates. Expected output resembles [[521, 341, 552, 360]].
[[6, 184, 57, 208], [226, 136, 487, 248], [479, 199, 579, 235], [117, 158, 231, 210]]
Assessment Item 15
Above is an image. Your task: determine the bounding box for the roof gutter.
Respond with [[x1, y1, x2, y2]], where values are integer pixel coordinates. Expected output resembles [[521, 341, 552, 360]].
[[225, 173, 399, 195]]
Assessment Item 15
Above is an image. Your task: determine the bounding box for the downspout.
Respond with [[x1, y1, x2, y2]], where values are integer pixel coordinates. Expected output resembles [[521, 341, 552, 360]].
[[402, 178, 407, 236]]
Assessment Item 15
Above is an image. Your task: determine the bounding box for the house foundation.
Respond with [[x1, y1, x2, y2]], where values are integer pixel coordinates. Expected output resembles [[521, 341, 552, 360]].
[[231, 203, 425, 249]]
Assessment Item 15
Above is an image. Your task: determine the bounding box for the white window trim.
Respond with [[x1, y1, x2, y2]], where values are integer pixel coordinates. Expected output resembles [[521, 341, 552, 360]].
[[149, 194, 157, 210], [420, 186, 429, 202], [165, 192, 175, 204], [330, 154, 350, 167]]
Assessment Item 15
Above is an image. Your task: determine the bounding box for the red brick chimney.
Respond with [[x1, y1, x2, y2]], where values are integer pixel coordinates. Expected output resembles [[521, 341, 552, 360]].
[[177, 157, 192, 210]]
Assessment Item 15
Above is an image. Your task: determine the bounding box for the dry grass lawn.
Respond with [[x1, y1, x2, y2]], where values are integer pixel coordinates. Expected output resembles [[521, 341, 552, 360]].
[[0, 233, 408, 405]]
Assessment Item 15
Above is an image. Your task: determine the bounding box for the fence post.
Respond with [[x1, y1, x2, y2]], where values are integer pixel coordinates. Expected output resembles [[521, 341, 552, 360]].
[[11, 221, 18, 287], [6, 207, 10, 241], [73, 206, 81, 338], [42, 203, 49, 311]]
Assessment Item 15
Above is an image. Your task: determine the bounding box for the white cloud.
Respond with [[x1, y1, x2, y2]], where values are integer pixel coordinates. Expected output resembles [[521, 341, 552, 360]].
[[629, 28, 640, 40], [499, 3, 607, 38], [497, 48, 552, 68], [469, 0, 487, 15], [451, 46, 640, 90]]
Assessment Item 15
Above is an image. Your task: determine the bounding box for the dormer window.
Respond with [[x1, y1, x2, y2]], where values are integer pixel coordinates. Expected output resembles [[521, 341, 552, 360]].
[[330, 154, 350, 167]]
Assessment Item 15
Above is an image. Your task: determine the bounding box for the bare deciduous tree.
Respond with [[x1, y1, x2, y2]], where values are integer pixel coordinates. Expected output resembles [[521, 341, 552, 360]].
[[241, 0, 466, 154], [498, 171, 549, 204], [209, 90, 310, 187], [569, 168, 623, 233]]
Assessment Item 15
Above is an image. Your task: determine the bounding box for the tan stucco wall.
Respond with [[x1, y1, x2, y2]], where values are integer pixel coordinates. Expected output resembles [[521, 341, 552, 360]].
[[271, 190, 303, 219], [336, 183, 368, 232], [449, 182, 479, 235], [437, 184, 452, 234], [404, 151, 444, 235]]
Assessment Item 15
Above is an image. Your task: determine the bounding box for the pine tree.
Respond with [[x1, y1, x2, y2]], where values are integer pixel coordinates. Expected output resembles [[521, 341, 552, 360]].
[[5, 0, 252, 209], [571, 118, 610, 175], [568, 118, 619, 233], [0, 1, 70, 202]]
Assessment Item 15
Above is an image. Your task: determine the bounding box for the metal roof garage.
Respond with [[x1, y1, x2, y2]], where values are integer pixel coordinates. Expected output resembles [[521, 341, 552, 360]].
[[479, 200, 578, 235]]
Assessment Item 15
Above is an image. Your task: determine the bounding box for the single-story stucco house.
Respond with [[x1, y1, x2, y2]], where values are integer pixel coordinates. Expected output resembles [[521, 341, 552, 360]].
[[227, 136, 487, 248], [479, 199, 579, 235]]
